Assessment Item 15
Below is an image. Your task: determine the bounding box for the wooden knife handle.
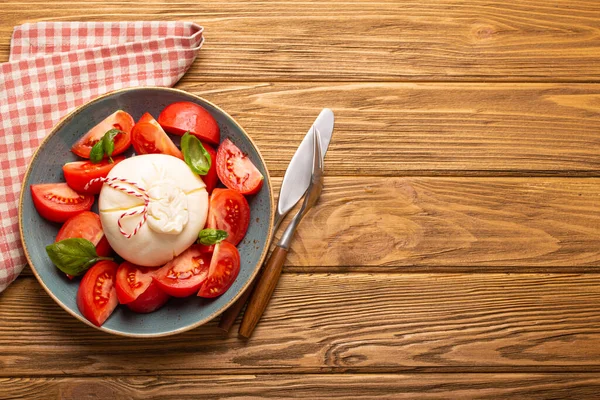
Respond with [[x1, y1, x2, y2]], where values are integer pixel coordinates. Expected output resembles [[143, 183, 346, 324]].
[[218, 279, 256, 333], [239, 245, 288, 338]]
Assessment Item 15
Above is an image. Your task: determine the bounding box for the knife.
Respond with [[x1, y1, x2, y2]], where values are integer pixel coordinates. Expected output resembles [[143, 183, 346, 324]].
[[239, 127, 324, 338], [218, 109, 334, 333]]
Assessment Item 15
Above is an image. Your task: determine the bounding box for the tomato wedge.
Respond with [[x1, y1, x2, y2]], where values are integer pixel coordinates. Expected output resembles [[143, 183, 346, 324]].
[[77, 261, 119, 327], [216, 139, 264, 195], [126, 281, 170, 313], [131, 112, 183, 159], [152, 245, 211, 297], [115, 262, 156, 304], [138, 112, 155, 124], [63, 156, 125, 195], [56, 211, 112, 257], [201, 141, 218, 193], [71, 110, 134, 158], [197, 244, 215, 254], [207, 188, 250, 246], [56, 211, 111, 280], [197, 241, 240, 298], [158, 101, 220, 145], [31, 183, 94, 223]]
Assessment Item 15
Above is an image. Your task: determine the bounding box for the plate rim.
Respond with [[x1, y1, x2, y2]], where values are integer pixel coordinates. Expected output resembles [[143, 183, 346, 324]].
[[18, 86, 275, 338]]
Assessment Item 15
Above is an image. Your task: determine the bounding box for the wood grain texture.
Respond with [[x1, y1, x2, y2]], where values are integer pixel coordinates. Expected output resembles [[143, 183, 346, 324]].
[[240, 246, 288, 338], [2, 1, 600, 82], [17, 176, 600, 274], [2, 374, 600, 399], [189, 82, 600, 176], [283, 176, 600, 269], [3, 274, 600, 376], [2, 0, 600, 395]]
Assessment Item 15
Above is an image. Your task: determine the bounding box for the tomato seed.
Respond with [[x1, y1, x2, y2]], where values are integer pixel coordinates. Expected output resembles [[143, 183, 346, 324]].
[[44, 193, 85, 204], [178, 271, 191, 279], [192, 256, 205, 266]]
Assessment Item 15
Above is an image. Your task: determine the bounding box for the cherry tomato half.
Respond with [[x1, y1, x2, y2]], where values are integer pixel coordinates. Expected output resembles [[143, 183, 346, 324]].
[[71, 110, 134, 159], [216, 139, 264, 195], [62, 156, 125, 195], [152, 245, 211, 297], [31, 183, 94, 223], [77, 261, 119, 327], [158, 101, 220, 145], [197, 241, 240, 298], [115, 262, 156, 304], [131, 112, 183, 159], [206, 188, 250, 246], [126, 281, 170, 314]]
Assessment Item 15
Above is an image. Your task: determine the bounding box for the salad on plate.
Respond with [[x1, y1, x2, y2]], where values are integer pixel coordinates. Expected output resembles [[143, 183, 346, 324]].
[[31, 101, 264, 327]]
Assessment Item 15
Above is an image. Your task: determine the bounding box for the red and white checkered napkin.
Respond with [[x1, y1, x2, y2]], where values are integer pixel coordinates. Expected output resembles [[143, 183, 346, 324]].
[[0, 21, 204, 292]]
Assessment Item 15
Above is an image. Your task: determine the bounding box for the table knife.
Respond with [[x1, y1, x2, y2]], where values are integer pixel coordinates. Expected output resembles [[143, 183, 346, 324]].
[[239, 127, 325, 338], [218, 109, 334, 332]]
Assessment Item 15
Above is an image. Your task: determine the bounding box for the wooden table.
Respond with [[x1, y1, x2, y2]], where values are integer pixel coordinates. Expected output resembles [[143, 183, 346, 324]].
[[2, 1, 600, 398]]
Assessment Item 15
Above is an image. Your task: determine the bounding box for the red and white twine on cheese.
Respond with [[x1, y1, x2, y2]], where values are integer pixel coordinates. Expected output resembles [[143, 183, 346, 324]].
[[84, 177, 149, 238]]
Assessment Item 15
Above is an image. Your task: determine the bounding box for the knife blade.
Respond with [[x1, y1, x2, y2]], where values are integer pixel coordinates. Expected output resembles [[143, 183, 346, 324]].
[[217, 109, 334, 333], [274, 108, 334, 230]]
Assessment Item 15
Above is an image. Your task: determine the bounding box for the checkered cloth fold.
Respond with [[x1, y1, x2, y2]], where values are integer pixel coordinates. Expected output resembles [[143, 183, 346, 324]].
[[0, 21, 204, 292]]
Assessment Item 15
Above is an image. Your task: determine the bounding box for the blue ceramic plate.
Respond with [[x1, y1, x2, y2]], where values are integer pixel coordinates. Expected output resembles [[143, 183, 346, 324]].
[[19, 87, 274, 337]]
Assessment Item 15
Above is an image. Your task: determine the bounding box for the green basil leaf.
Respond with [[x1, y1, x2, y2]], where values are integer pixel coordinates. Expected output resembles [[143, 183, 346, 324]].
[[88, 128, 124, 164], [103, 135, 115, 157], [198, 229, 228, 245], [45, 238, 112, 276], [89, 140, 105, 163], [103, 128, 123, 158], [104, 128, 123, 142], [181, 132, 211, 175]]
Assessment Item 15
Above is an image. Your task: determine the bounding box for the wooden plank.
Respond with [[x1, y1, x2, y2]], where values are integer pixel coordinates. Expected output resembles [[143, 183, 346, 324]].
[[188, 82, 600, 176], [2, 374, 600, 399], [2, 1, 600, 82], [282, 176, 600, 269], [17, 177, 600, 274], [2, 274, 600, 376]]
